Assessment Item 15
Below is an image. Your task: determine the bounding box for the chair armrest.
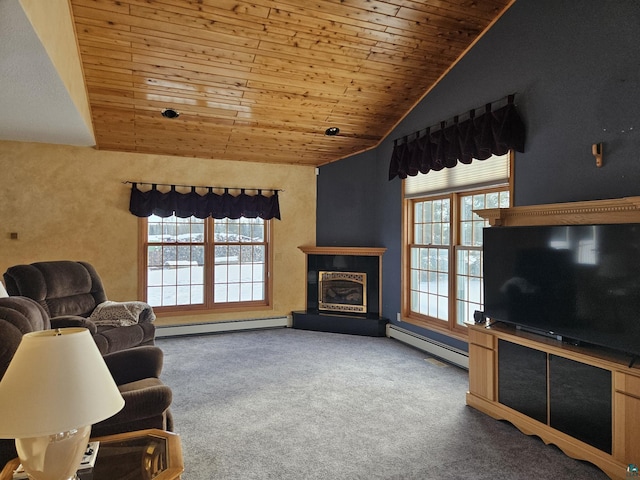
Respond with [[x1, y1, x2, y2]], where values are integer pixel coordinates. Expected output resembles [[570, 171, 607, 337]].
[[50, 316, 98, 335], [103, 346, 164, 384], [117, 384, 173, 419], [94, 384, 172, 430]]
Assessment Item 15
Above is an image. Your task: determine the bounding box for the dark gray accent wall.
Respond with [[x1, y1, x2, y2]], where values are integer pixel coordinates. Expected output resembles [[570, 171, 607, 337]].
[[317, 0, 640, 344], [316, 150, 380, 247]]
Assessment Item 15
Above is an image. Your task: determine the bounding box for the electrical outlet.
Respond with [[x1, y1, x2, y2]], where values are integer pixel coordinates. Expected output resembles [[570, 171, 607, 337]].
[[396, 312, 401, 322]]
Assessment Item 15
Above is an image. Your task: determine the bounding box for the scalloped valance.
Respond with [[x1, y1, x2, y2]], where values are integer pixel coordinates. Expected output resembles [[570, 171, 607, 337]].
[[388, 95, 525, 180], [128, 182, 281, 220]]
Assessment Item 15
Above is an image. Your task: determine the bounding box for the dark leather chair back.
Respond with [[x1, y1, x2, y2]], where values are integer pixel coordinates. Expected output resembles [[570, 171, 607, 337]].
[[3, 261, 107, 318]]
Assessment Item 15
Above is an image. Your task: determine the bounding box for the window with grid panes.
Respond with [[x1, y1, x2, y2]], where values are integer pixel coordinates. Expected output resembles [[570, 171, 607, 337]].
[[143, 215, 270, 311], [456, 191, 510, 327], [404, 153, 511, 335], [410, 197, 451, 321]]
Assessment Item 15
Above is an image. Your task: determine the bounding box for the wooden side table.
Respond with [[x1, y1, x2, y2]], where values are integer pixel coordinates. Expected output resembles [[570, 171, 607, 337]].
[[0, 429, 183, 480]]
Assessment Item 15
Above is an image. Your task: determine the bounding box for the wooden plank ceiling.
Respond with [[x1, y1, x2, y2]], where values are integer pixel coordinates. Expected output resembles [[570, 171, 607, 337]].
[[69, 0, 513, 166]]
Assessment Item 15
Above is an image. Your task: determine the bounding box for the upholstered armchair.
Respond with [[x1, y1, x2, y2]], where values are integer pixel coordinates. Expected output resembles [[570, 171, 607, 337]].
[[3, 261, 155, 354], [0, 296, 173, 466]]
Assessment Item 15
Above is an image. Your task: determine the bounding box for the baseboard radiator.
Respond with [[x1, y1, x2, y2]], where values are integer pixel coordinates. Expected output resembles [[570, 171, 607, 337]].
[[156, 316, 291, 338], [386, 324, 469, 370]]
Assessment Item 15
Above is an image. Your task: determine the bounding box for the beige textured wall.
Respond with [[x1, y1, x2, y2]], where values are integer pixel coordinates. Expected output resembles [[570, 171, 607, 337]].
[[0, 140, 316, 326]]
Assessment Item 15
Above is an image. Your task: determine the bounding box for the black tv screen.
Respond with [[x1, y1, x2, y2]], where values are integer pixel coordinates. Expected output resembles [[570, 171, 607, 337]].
[[483, 223, 640, 358]]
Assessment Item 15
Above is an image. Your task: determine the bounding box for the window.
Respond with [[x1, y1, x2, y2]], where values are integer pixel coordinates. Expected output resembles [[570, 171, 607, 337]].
[[142, 215, 270, 312], [410, 197, 451, 322], [404, 153, 511, 336], [456, 190, 510, 326]]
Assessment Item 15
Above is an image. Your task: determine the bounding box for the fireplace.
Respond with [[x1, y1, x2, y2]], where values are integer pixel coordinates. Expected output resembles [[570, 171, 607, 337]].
[[293, 246, 388, 336], [318, 271, 367, 314]]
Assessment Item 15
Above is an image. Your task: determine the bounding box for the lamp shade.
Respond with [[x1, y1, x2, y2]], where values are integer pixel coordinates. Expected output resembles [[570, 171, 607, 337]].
[[0, 328, 124, 438]]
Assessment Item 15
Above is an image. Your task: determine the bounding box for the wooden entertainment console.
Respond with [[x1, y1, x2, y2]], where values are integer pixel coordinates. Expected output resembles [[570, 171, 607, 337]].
[[467, 323, 640, 479], [468, 197, 640, 479]]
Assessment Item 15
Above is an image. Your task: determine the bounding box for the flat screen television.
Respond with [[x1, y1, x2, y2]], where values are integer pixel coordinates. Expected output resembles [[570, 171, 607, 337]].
[[483, 223, 640, 359]]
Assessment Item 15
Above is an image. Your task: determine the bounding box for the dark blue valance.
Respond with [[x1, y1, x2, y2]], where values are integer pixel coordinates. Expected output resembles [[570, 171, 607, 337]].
[[389, 95, 526, 180], [129, 183, 281, 220]]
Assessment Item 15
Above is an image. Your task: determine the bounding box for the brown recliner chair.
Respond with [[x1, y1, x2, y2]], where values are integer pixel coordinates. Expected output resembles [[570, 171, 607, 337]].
[[0, 296, 173, 466], [3, 261, 155, 354]]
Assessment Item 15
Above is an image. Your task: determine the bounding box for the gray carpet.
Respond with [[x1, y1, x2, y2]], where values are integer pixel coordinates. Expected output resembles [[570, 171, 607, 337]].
[[157, 328, 608, 479]]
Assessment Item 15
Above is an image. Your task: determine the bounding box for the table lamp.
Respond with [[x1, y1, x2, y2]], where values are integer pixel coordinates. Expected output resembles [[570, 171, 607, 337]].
[[0, 328, 125, 480]]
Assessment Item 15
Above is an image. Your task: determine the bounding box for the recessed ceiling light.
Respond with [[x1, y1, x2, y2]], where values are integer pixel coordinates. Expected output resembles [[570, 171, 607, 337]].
[[161, 108, 180, 119], [325, 127, 340, 136]]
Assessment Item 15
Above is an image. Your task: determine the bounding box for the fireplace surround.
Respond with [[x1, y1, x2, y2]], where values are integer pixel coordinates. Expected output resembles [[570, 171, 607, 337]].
[[318, 271, 367, 314], [293, 246, 388, 336]]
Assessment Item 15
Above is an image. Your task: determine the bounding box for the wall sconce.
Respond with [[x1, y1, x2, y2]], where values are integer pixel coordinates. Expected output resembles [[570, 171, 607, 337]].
[[592, 143, 603, 168]]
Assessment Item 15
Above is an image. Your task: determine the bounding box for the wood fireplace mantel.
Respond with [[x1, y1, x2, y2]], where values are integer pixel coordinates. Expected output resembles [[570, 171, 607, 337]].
[[298, 246, 387, 257]]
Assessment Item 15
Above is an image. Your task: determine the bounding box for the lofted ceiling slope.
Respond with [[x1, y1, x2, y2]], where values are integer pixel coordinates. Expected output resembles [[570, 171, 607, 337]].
[[66, 0, 513, 166]]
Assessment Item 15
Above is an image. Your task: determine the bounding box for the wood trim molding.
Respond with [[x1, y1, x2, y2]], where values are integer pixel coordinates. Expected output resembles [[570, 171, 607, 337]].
[[298, 246, 387, 256], [475, 196, 640, 226]]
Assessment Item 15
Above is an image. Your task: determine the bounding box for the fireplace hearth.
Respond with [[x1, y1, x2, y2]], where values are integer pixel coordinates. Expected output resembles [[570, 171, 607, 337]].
[[293, 246, 388, 336]]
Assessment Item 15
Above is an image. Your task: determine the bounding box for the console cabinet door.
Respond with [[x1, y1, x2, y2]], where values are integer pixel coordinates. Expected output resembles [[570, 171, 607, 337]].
[[469, 343, 495, 401], [468, 329, 496, 401], [498, 340, 547, 424], [549, 355, 612, 454], [614, 373, 640, 464]]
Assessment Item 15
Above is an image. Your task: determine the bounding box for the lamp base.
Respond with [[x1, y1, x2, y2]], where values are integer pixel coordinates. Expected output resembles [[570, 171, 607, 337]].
[[16, 425, 91, 480]]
